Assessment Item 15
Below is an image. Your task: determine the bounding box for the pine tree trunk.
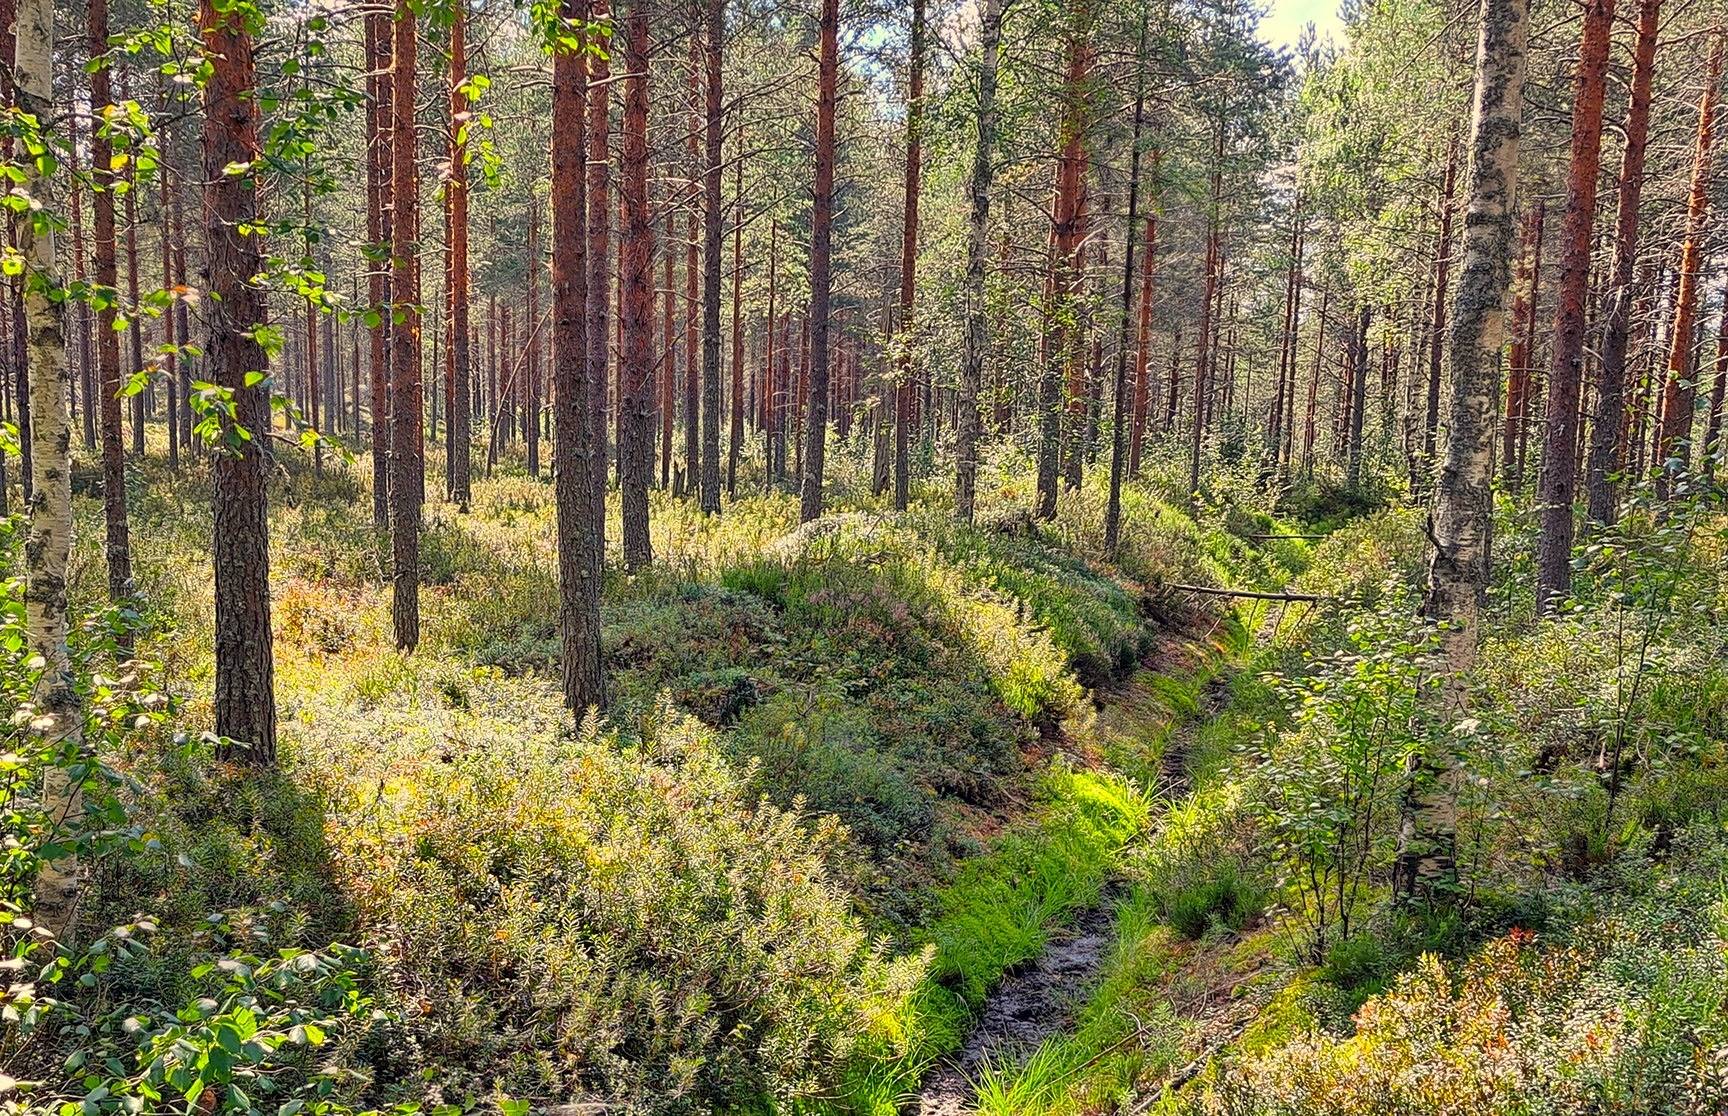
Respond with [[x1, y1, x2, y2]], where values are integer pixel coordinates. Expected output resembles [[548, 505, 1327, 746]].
[[69, 113, 97, 456], [447, 1, 472, 508], [1585, 0, 1658, 521], [1655, 32, 1723, 488], [801, 0, 839, 521], [1704, 300, 1728, 475], [1418, 131, 1460, 494], [1302, 287, 1327, 474], [1130, 196, 1157, 478], [728, 154, 744, 495], [587, 1, 612, 555], [683, 47, 700, 499], [662, 228, 675, 488], [1502, 199, 1543, 488], [890, 0, 925, 514], [619, 0, 654, 569], [88, 0, 132, 615], [1038, 18, 1091, 520], [954, 0, 1000, 521], [1536, 0, 1614, 613], [1187, 107, 1224, 506], [121, 70, 146, 461], [553, 0, 601, 713], [201, 0, 277, 760], [389, 0, 422, 651], [763, 222, 778, 483], [161, 133, 180, 471], [700, 0, 724, 514], [1346, 305, 1370, 487], [527, 199, 542, 478], [366, 12, 392, 528], [1104, 15, 1148, 557]]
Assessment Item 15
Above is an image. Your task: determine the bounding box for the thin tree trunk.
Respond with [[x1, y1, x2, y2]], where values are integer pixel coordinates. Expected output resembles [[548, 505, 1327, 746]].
[[1586, 0, 1658, 521], [1302, 287, 1327, 474], [1655, 32, 1723, 488], [700, 0, 723, 514], [619, 0, 653, 569], [891, 0, 924, 514], [1502, 199, 1543, 488], [1130, 161, 1160, 478], [728, 152, 744, 495], [367, 11, 391, 528], [1705, 297, 1728, 475], [1536, 0, 1614, 613], [447, 1, 472, 508], [201, 0, 277, 760], [763, 221, 777, 482], [1419, 130, 1460, 494], [390, 0, 422, 650], [552, 0, 602, 713], [662, 225, 675, 487], [1187, 107, 1224, 507], [683, 44, 700, 499], [1346, 305, 1370, 487], [1038, 19, 1091, 520], [588, 0, 612, 557], [88, 0, 132, 616], [955, 0, 1000, 521], [69, 112, 96, 455], [1104, 13, 1147, 557], [123, 71, 145, 461], [527, 198, 542, 478], [161, 131, 179, 471], [801, 0, 839, 521]]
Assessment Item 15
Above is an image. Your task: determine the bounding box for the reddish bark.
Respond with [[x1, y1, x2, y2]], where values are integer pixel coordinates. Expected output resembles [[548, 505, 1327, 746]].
[[728, 153, 744, 495], [1536, 0, 1615, 611], [803, 0, 839, 520], [618, 0, 654, 568], [1037, 12, 1092, 518], [662, 218, 676, 487], [199, 0, 276, 757], [700, 0, 723, 513], [1655, 32, 1723, 484], [447, 0, 472, 507], [552, 0, 601, 712], [588, 0, 611, 535], [88, 0, 131, 609], [1586, 0, 1659, 520], [526, 197, 542, 477]]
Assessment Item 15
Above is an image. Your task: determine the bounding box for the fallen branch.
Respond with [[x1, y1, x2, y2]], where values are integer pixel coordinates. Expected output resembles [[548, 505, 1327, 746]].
[[1244, 532, 1328, 540], [1166, 583, 1337, 604]]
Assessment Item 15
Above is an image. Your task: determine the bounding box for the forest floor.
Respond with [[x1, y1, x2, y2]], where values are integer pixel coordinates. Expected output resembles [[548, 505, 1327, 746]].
[[910, 579, 1296, 1115]]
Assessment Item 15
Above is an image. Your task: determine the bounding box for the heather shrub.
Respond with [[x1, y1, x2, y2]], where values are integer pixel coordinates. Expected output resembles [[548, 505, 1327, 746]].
[[1190, 828, 1728, 1116], [294, 686, 891, 1109]]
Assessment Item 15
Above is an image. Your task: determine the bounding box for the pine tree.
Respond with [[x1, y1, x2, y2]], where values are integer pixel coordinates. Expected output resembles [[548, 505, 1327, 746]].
[[201, 0, 277, 759], [1535, 0, 1614, 612]]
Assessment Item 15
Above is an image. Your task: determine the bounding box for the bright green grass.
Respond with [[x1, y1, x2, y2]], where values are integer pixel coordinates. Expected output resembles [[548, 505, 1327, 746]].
[[824, 768, 1149, 1115]]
